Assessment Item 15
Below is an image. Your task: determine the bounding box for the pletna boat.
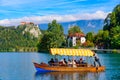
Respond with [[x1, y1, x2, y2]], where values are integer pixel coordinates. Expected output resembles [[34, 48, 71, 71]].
[[33, 48, 105, 72]]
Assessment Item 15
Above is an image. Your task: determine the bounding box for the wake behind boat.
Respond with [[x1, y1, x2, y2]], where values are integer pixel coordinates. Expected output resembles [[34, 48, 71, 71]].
[[33, 48, 105, 72]]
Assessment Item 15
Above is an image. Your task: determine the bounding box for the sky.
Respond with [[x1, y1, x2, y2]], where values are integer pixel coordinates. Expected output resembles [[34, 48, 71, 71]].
[[0, 0, 119, 26]]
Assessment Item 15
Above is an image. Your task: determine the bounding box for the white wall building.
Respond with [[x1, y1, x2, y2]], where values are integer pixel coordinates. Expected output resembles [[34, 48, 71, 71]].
[[68, 33, 86, 47]]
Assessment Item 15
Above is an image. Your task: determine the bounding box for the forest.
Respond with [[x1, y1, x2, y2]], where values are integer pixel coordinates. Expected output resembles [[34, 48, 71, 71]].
[[0, 25, 39, 52]]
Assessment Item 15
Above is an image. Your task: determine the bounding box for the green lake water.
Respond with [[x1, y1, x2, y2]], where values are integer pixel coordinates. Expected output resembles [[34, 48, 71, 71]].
[[0, 52, 120, 80]]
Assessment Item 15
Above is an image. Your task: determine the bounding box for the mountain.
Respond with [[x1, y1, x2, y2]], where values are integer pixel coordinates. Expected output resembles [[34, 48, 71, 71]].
[[39, 19, 104, 34]]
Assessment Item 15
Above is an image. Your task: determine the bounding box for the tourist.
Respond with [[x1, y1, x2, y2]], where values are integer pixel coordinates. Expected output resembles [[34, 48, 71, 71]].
[[54, 58, 59, 66], [63, 58, 67, 65], [72, 59, 77, 67], [59, 58, 66, 66], [48, 58, 54, 66], [79, 58, 83, 64], [68, 59, 72, 67]]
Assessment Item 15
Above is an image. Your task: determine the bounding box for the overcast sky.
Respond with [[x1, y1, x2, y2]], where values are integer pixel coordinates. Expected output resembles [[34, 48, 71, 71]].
[[0, 0, 119, 26]]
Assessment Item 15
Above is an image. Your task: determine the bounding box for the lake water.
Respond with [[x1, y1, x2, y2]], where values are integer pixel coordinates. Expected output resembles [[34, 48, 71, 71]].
[[0, 52, 120, 80]]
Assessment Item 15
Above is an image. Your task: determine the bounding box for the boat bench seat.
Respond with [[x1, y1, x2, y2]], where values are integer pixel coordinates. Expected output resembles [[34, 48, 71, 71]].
[[59, 62, 67, 66], [49, 63, 88, 67], [49, 62, 67, 66], [77, 63, 88, 67]]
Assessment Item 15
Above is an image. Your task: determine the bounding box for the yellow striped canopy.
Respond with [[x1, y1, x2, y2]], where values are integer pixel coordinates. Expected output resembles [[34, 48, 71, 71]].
[[50, 48, 94, 57]]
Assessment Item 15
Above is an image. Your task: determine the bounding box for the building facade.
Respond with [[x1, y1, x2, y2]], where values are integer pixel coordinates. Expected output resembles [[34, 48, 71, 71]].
[[68, 33, 86, 47]]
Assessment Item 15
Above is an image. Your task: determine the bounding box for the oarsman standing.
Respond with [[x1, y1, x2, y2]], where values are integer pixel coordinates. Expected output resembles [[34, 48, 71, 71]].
[[93, 52, 101, 67]]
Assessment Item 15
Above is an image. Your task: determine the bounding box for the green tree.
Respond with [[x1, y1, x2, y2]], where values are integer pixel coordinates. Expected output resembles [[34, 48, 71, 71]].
[[103, 13, 111, 30], [111, 4, 120, 26], [84, 32, 95, 48], [110, 26, 120, 48], [103, 4, 120, 49], [103, 4, 120, 30], [37, 32, 52, 52], [86, 32, 94, 42], [38, 20, 65, 52], [68, 25, 82, 34], [48, 20, 65, 47], [94, 30, 109, 49], [83, 40, 94, 47]]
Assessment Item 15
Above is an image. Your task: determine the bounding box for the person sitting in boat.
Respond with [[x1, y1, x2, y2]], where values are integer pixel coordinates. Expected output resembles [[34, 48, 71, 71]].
[[79, 58, 83, 64], [68, 59, 72, 67], [78, 58, 84, 64], [77, 58, 87, 67], [48, 58, 54, 66], [54, 58, 59, 66], [63, 58, 67, 65], [74, 60, 78, 64], [72, 59, 77, 67], [59, 58, 67, 66], [93, 53, 101, 67]]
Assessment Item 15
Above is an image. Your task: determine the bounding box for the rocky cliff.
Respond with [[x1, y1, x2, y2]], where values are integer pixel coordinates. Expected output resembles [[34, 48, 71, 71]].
[[18, 22, 42, 38]]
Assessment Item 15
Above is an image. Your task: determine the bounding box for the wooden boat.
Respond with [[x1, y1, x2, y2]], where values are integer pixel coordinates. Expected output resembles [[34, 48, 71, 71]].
[[33, 48, 105, 72], [33, 62, 105, 72]]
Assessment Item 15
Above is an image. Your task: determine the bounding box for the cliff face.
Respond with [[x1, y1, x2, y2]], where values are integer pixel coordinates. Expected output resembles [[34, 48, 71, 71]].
[[23, 24, 41, 38], [18, 23, 42, 38]]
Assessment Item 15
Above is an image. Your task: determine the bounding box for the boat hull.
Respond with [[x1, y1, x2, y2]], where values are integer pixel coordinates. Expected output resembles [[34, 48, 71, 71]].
[[33, 62, 105, 72]]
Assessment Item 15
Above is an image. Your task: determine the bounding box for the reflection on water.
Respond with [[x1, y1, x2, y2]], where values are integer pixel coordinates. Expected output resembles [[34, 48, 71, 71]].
[[35, 71, 105, 80]]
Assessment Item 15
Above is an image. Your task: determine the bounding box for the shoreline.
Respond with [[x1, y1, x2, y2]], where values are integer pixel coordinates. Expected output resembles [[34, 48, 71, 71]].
[[91, 49, 120, 53], [0, 48, 120, 53], [0, 47, 38, 52]]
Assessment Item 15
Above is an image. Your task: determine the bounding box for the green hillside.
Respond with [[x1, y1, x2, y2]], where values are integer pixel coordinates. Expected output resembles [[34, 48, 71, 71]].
[[103, 4, 120, 49], [0, 24, 41, 52]]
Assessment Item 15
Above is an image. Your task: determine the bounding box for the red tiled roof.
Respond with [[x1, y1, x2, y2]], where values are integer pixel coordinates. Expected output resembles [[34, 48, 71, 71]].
[[20, 22, 34, 25], [68, 33, 85, 37], [20, 22, 26, 25]]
